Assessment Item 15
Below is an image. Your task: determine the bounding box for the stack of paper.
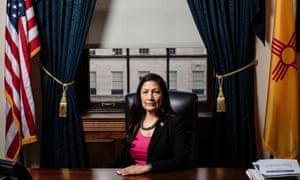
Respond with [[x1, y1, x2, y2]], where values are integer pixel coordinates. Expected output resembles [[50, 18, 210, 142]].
[[246, 159, 300, 179]]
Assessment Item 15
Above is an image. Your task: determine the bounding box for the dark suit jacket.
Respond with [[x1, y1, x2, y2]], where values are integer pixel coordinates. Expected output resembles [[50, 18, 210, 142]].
[[105, 115, 190, 172]]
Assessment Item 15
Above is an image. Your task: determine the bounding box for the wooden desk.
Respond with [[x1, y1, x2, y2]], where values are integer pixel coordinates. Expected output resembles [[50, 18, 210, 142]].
[[29, 168, 249, 180]]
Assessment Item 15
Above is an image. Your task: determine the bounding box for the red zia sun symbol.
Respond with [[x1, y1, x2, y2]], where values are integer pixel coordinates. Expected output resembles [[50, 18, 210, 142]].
[[271, 32, 297, 82]]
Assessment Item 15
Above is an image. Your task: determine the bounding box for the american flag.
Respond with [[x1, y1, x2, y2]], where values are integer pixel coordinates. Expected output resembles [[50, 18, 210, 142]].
[[5, 0, 40, 160]]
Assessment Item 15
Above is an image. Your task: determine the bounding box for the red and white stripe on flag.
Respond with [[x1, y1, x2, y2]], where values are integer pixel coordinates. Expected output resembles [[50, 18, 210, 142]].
[[5, 0, 40, 160]]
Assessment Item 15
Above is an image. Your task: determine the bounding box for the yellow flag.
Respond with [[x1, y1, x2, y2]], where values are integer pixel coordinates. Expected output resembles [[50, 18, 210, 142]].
[[263, 0, 298, 158]]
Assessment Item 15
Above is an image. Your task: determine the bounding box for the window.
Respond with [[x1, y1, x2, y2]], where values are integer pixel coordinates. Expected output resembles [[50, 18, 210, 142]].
[[89, 71, 97, 95], [77, 0, 213, 113], [112, 48, 123, 55], [139, 48, 149, 55], [168, 48, 176, 55], [169, 71, 177, 90], [192, 71, 205, 99], [111, 71, 123, 95], [78, 47, 213, 112]]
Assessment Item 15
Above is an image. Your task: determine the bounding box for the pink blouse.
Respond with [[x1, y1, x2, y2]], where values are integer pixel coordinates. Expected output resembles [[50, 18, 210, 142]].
[[130, 129, 151, 165]]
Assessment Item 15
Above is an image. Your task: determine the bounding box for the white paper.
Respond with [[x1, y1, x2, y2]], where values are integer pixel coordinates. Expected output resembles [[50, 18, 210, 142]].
[[246, 169, 264, 180], [253, 159, 300, 178]]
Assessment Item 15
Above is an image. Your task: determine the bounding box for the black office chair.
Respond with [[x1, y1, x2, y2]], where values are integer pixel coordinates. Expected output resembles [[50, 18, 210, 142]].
[[0, 159, 32, 180], [125, 90, 199, 168]]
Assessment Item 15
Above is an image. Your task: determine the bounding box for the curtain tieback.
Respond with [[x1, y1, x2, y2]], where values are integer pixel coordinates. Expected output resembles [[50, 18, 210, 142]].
[[215, 59, 258, 113], [41, 64, 74, 118]]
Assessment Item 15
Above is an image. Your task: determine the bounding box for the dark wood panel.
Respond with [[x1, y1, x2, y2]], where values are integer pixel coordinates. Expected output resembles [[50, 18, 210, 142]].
[[86, 140, 115, 167], [82, 113, 212, 168], [82, 114, 126, 168]]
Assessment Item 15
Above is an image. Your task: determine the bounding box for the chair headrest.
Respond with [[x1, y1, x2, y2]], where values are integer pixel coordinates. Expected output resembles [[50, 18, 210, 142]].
[[125, 90, 198, 128], [0, 159, 32, 180]]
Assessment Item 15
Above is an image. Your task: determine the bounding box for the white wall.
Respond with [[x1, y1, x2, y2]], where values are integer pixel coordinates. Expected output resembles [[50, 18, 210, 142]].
[[255, 1, 272, 157], [0, 0, 6, 159], [87, 0, 205, 48]]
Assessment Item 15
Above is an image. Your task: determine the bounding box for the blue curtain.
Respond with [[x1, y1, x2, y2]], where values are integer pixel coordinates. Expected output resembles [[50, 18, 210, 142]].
[[187, 0, 265, 167], [33, 0, 96, 167]]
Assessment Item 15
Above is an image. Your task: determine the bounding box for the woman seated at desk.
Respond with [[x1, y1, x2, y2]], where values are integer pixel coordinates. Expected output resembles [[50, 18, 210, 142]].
[[105, 73, 190, 176]]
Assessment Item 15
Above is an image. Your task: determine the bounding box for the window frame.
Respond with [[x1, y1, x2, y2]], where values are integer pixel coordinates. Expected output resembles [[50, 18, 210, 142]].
[[75, 48, 214, 113]]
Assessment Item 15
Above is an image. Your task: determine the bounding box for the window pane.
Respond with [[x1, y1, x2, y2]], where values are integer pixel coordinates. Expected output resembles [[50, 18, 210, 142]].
[[112, 71, 123, 95], [112, 48, 123, 55], [169, 71, 177, 90], [169, 47, 207, 101], [89, 71, 96, 95], [87, 47, 209, 111], [192, 71, 206, 101], [139, 48, 149, 55], [169, 48, 176, 55], [89, 48, 127, 103], [129, 48, 167, 92]]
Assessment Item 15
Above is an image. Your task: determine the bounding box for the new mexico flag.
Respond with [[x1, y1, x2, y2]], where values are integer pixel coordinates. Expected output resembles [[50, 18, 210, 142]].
[[263, 0, 299, 158]]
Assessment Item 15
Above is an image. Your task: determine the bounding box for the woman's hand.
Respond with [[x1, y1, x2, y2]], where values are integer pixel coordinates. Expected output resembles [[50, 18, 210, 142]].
[[117, 164, 152, 176]]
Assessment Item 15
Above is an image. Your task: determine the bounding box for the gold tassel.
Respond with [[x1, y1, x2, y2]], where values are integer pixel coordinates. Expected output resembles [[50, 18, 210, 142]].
[[217, 77, 226, 112], [214, 59, 258, 112], [59, 86, 67, 118]]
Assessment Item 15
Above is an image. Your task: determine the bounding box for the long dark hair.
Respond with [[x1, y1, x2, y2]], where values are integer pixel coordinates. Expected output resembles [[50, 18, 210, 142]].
[[126, 73, 175, 144]]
